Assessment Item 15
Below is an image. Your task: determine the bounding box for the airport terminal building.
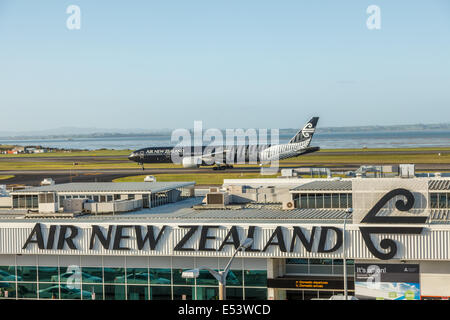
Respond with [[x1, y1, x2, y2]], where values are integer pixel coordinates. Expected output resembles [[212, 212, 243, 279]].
[[0, 176, 449, 300]]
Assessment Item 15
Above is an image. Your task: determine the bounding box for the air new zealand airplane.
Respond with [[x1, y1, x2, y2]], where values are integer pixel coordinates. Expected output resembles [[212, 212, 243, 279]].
[[128, 117, 320, 170]]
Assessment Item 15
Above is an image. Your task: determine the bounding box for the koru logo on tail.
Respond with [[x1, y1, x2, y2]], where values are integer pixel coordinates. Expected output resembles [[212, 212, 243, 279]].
[[301, 122, 315, 138], [360, 188, 427, 260]]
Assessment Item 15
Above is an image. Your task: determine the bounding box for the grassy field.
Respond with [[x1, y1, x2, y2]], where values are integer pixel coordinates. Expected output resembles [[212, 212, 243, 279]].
[[0, 147, 448, 171], [0, 149, 133, 157], [0, 175, 14, 180], [113, 172, 280, 185]]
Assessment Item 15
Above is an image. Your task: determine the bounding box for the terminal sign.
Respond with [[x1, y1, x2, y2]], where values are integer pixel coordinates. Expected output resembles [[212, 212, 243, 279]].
[[21, 223, 343, 254]]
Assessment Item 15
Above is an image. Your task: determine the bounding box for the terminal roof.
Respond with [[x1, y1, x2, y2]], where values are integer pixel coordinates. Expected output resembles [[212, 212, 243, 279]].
[[10, 182, 195, 194], [290, 180, 352, 192]]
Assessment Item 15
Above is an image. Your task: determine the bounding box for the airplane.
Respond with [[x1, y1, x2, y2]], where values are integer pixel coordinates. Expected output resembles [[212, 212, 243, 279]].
[[128, 117, 320, 170]]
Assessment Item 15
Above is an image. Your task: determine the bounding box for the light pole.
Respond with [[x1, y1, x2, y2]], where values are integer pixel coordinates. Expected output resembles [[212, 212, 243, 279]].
[[182, 238, 254, 300], [343, 207, 353, 300]]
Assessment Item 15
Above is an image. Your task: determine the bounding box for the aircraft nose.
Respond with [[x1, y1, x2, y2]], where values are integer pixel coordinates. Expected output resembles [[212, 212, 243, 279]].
[[128, 152, 137, 161]]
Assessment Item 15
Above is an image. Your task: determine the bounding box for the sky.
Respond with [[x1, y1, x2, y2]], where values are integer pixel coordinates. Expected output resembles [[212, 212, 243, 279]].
[[0, 0, 449, 132]]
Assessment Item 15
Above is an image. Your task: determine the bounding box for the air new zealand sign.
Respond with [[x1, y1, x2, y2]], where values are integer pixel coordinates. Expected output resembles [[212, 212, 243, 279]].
[[21, 189, 426, 260]]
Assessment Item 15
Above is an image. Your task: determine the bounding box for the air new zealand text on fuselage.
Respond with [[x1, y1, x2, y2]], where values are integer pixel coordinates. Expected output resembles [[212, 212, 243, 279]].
[[128, 117, 320, 170]]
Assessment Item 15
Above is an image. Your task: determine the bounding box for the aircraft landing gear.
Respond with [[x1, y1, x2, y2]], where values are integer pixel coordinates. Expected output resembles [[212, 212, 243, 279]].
[[140, 163, 145, 171]]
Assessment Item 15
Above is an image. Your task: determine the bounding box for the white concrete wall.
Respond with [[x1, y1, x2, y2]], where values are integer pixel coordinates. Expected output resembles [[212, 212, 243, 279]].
[[352, 178, 429, 223], [38, 202, 58, 213], [0, 196, 11, 208], [420, 261, 450, 297], [84, 199, 143, 214]]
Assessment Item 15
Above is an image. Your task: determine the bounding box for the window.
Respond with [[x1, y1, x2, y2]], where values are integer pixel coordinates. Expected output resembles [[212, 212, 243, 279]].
[[331, 193, 339, 208], [18, 283, 37, 299], [150, 286, 171, 300], [196, 286, 218, 300], [244, 270, 267, 287], [126, 268, 148, 285], [150, 268, 171, 285], [104, 268, 125, 284], [339, 194, 348, 208], [295, 193, 351, 209], [245, 288, 267, 300], [226, 270, 243, 286], [226, 287, 244, 300], [430, 193, 438, 209], [38, 283, 59, 299], [173, 269, 195, 286], [307, 194, 316, 208], [82, 284, 103, 300], [127, 285, 149, 300], [439, 194, 447, 209], [173, 286, 193, 300], [17, 266, 37, 282], [82, 267, 103, 283], [38, 267, 58, 282], [300, 194, 307, 208], [316, 194, 324, 208], [324, 194, 332, 208], [104, 285, 125, 300]]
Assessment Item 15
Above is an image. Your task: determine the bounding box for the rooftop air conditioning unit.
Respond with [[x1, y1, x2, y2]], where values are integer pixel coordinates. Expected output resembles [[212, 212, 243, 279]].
[[206, 192, 229, 206], [283, 201, 295, 210]]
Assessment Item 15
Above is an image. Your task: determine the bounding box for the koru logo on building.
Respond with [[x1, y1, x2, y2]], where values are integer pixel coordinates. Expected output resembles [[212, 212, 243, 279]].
[[359, 188, 427, 260]]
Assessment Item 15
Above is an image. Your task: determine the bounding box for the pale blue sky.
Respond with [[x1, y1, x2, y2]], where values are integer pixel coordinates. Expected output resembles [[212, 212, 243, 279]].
[[0, 0, 449, 131]]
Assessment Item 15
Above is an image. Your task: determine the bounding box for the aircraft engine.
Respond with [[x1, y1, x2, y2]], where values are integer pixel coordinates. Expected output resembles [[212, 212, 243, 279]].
[[182, 157, 202, 168]]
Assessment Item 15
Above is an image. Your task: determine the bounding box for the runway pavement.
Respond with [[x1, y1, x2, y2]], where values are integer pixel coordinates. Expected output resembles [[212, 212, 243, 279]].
[[1, 148, 449, 186]]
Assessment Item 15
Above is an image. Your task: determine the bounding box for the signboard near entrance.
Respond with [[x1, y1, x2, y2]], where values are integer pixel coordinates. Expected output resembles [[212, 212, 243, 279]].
[[355, 263, 420, 300]]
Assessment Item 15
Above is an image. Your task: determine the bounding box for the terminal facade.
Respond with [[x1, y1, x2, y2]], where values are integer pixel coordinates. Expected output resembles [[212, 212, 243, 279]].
[[0, 176, 449, 300]]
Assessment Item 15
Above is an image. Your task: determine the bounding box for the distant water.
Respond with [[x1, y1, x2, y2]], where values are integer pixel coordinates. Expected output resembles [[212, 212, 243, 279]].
[[0, 130, 449, 150]]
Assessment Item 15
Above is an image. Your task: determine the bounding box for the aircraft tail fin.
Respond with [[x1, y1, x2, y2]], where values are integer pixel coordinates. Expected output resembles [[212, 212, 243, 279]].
[[288, 117, 319, 145]]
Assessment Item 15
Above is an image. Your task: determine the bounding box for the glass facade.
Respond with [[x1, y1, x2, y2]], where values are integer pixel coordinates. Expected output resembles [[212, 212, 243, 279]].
[[293, 193, 352, 209], [430, 193, 450, 209], [285, 258, 355, 276], [0, 261, 267, 300]]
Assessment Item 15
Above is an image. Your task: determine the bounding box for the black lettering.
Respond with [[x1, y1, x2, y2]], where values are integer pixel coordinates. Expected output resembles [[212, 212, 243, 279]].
[[113, 225, 133, 250], [317, 227, 342, 253], [46, 225, 57, 250], [218, 226, 240, 251], [174, 226, 199, 251], [290, 226, 316, 252], [89, 225, 113, 250], [263, 226, 287, 252], [22, 223, 45, 250], [244, 226, 260, 252], [198, 226, 219, 251], [135, 225, 167, 250], [57, 225, 79, 250]]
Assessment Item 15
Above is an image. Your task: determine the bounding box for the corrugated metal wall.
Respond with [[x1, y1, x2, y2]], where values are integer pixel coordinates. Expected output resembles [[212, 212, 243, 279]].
[[0, 222, 449, 261]]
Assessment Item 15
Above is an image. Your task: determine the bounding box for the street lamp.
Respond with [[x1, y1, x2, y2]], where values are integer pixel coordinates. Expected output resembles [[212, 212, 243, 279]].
[[343, 207, 353, 300], [182, 238, 254, 300]]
